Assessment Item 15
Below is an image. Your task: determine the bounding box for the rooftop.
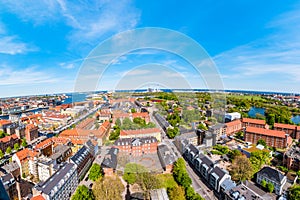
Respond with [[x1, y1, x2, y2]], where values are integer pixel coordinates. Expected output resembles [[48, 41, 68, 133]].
[[257, 166, 286, 184], [157, 144, 176, 168], [225, 119, 242, 127], [285, 145, 300, 159], [274, 123, 296, 130], [242, 118, 266, 125], [35, 163, 76, 195], [246, 127, 286, 138], [101, 147, 118, 169], [15, 148, 37, 161], [0, 134, 18, 143], [114, 136, 158, 147], [120, 128, 160, 137], [228, 180, 273, 200]]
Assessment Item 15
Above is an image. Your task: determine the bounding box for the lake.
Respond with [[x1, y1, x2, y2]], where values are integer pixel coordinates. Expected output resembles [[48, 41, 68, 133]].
[[248, 107, 265, 118]]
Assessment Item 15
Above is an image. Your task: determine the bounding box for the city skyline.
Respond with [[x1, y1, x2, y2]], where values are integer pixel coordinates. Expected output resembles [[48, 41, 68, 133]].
[[0, 0, 300, 97]]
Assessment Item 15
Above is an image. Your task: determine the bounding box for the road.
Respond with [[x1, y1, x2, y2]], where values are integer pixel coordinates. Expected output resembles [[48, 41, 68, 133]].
[[163, 139, 217, 200]]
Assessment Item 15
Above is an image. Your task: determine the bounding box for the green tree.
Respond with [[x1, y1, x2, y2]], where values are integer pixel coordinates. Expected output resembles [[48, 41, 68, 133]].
[[173, 158, 192, 188], [109, 127, 120, 140], [235, 131, 244, 139], [261, 179, 267, 188], [250, 150, 271, 173], [21, 138, 27, 147], [197, 123, 208, 130], [115, 118, 121, 127], [228, 149, 242, 161], [123, 163, 148, 184], [266, 182, 274, 193], [133, 117, 146, 126], [230, 156, 253, 181], [257, 139, 267, 148], [0, 131, 6, 138], [72, 185, 94, 200], [289, 185, 300, 200], [92, 175, 124, 200], [167, 127, 179, 139], [14, 143, 20, 151], [88, 163, 103, 181], [136, 172, 160, 199], [0, 149, 4, 159], [168, 185, 185, 200], [131, 108, 136, 113], [6, 146, 12, 154]]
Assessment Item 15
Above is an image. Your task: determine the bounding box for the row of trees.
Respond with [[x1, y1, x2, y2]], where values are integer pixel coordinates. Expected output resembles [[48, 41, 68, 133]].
[[173, 158, 204, 200], [0, 138, 27, 158]]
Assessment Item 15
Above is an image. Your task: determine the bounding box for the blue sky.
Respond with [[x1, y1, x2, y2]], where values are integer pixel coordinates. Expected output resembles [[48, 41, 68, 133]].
[[0, 0, 300, 97]]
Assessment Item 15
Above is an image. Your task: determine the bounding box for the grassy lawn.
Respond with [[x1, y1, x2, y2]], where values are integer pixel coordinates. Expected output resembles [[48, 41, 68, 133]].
[[156, 174, 178, 189], [227, 94, 264, 101]]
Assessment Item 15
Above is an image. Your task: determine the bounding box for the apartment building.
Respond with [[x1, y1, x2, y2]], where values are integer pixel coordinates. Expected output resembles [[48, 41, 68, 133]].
[[242, 118, 269, 129], [245, 127, 292, 148], [32, 163, 78, 200], [225, 120, 242, 136], [120, 128, 161, 141], [114, 136, 158, 156], [283, 144, 300, 171], [274, 123, 300, 139]]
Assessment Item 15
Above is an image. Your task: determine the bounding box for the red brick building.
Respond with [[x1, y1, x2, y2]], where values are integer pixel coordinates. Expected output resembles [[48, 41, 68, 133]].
[[112, 111, 150, 124], [225, 119, 242, 136], [25, 124, 39, 142], [0, 134, 19, 152], [283, 145, 300, 171], [114, 137, 158, 156], [274, 123, 300, 139], [120, 128, 161, 141], [242, 118, 269, 129], [245, 127, 292, 148]]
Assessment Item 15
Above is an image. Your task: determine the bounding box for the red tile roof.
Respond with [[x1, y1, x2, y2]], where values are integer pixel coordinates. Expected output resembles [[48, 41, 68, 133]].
[[0, 134, 18, 143], [242, 118, 266, 125], [0, 119, 12, 126], [132, 112, 149, 118], [246, 127, 286, 138], [274, 123, 296, 130], [120, 128, 160, 136], [31, 195, 45, 200], [225, 119, 242, 126], [35, 138, 53, 150], [15, 148, 37, 161]]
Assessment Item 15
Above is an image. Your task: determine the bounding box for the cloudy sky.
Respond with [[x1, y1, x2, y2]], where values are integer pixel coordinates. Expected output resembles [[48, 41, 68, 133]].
[[0, 0, 300, 97]]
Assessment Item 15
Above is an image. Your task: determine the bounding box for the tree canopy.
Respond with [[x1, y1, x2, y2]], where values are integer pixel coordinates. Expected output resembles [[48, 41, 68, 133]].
[[6, 146, 12, 154], [289, 185, 300, 200], [72, 185, 94, 200], [92, 175, 124, 200], [256, 139, 267, 148], [0, 149, 4, 159], [88, 163, 103, 181], [230, 156, 253, 181], [168, 185, 185, 200], [250, 150, 271, 173]]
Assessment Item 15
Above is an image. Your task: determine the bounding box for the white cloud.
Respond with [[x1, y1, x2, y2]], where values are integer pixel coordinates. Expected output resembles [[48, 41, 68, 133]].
[[0, 65, 59, 85], [59, 62, 76, 69], [0, 0, 140, 44], [0, 36, 37, 55]]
